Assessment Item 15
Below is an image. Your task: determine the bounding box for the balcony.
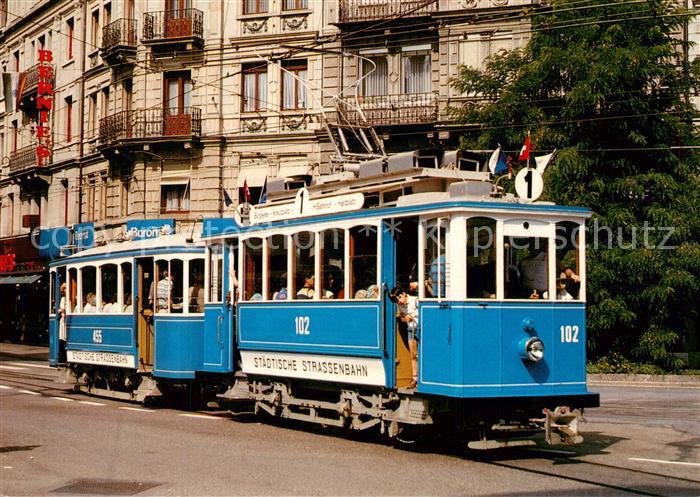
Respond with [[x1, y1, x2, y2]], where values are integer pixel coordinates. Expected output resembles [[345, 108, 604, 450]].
[[338, 0, 437, 23], [7, 144, 50, 187], [101, 18, 138, 66], [338, 93, 438, 126], [98, 107, 202, 151], [142, 9, 203, 48], [21, 63, 54, 96]]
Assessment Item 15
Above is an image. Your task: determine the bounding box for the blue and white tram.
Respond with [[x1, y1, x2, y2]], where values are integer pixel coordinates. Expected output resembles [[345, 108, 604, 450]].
[[48, 234, 211, 402], [206, 165, 599, 447]]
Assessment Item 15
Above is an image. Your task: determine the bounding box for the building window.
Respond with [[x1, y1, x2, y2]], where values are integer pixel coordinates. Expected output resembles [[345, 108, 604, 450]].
[[122, 78, 133, 112], [242, 62, 267, 112], [12, 121, 18, 152], [283, 0, 307, 10], [104, 3, 111, 27], [65, 97, 73, 143], [361, 56, 388, 96], [13, 51, 19, 72], [244, 0, 268, 14], [91, 10, 100, 47], [67, 19, 74, 59], [402, 52, 431, 94], [160, 183, 190, 213], [101, 87, 110, 119], [0, 0, 7, 28], [459, 32, 514, 71], [282, 59, 307, 110], [164, 72, 192, 115], [88, 93, 98, 137]]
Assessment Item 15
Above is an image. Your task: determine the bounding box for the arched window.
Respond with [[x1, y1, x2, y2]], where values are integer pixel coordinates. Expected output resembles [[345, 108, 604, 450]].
[[292, 231, 315, 299], [320, 228, 345, 299], [349, 226, 377, 299], [267, 234, 288, 300], [80, 266, 97, 313], [99, 264, 118, 312], [555, 221, 582, 300], [243, 237, 264, 301]]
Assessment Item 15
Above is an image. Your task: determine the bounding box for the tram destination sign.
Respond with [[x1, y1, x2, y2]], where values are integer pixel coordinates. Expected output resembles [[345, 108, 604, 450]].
[[249, 190, 364, 225], [240, 350, 385, 386]]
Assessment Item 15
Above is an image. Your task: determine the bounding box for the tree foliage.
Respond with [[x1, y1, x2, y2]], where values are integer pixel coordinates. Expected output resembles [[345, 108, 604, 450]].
[[450, 0, 700, 367]]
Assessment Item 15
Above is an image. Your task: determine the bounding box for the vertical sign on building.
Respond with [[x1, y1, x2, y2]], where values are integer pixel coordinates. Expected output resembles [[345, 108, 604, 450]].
[[36, 49, 53, 167]]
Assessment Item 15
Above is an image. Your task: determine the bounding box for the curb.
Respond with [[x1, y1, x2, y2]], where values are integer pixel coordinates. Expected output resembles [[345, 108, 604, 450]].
[[588, 373, 700, 388]]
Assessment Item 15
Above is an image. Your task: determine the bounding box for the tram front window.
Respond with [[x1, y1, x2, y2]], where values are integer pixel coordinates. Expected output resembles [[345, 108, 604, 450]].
[[292, 231, 315, 299], [121, 262, 132, 313], [267, 235, 288, 300], [208, 243, 223, 304], [243, 238, 263, 301], [100, 264, 118, 312], [424, 218, 448, 299], [81, 266, 97, 312], [321, 229, 345, 299], [467, 217, 496, 299], [504, 237, 549, 299], [349, 226, 377, 299], [556, 221, 582, 300], [188, 258, 205, 313]]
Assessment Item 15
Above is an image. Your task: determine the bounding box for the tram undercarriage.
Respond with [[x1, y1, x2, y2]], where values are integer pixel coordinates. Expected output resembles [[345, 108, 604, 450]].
[[218, 375, 587, 448], [59, 365, 163, 403]]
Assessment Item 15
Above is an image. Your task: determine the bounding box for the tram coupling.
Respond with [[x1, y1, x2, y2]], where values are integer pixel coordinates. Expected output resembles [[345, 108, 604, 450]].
[[534, 406, 584, 446]]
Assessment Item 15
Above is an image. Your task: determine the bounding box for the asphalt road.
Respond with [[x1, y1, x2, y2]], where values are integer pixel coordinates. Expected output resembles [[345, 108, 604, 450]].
[[1, 355, 698, 496]]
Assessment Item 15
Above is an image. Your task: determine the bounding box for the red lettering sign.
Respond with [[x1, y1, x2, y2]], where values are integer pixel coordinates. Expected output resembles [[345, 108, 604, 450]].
[[0, 254, 16, 273], [36, 50, 53, 167]]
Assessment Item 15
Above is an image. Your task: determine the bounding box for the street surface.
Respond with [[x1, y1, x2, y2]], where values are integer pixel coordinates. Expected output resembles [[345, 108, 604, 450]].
[[1, 351, 699, 496]]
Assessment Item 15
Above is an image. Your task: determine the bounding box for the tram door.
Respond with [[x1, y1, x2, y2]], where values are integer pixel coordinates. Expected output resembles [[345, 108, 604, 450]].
[[136, 257, 155, 371], [390, 217, 419, 388]]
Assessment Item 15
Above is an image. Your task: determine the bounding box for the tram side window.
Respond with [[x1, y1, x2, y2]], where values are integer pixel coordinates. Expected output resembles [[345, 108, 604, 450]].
[[267, 235, 288, 300], [188, 258, 205, 313], [424, 218, 448, 299], [121, 262, 132, 313], [68, 268, 78, 312], [321, 229, 345, 299], [170, 260, 184, 313], [292, 231, 315, 299], [209, 243, 223, 303], [154, 260, 171, 312], [349, 226, 378, 299], [555, 222, 582, 300], [467, 217, 496, 299], [81, 266, 97, 313], [504, 237, 549, 299], [243, 238, 264, 301], [100, 264, 118, 312]]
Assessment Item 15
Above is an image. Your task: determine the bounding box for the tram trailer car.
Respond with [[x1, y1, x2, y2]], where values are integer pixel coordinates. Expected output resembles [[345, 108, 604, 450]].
[[48, 234, 214, 402], [204, 165, 599, 449]]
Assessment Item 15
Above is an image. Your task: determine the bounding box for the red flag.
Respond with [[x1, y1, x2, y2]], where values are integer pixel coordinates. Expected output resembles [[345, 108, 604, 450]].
[[243, 179, 251, 203], [518, 132, 531, 161]]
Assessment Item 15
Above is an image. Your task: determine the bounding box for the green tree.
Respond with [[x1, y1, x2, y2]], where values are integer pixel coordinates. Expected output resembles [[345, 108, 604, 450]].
[[450, 0, 700, 368]]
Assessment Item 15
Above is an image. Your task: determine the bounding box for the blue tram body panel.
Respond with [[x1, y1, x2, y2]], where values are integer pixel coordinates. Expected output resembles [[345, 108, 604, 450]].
[[238, 302, 383, 357], [419, 302, 588, 398], [49, 318, 58, 367], [64, 314, 137, 367], [153, 316, 205, 379]]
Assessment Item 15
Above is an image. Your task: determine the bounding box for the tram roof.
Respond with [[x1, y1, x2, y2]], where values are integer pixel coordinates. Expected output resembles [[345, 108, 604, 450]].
[[49, 234, 203, 267], [201, 168, 591, 239]]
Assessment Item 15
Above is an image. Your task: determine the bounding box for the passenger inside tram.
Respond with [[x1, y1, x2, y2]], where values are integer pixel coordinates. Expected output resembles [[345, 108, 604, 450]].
[[296, 273, 315, 299], [556, 221, 582, 300], [123, 293, 132, 313], [504, 237, 549, 299], [83, 292, 97, 313], [272, 273, 288, 300], [189, 271, 205, 313]]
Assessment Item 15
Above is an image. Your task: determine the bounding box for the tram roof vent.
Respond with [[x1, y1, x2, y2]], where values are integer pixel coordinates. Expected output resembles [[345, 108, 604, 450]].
[[358, 157, 386, 178], [315, 172, 355, 185], [449, 181, 493, 200]]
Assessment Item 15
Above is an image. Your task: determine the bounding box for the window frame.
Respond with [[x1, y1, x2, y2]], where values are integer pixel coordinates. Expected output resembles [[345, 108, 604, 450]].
[[243, 0, 268, 15], [281, 59, 308, 110], [282, 0, 307, 11], [419, 217, 449, 300], [242, 62, 268, 113]]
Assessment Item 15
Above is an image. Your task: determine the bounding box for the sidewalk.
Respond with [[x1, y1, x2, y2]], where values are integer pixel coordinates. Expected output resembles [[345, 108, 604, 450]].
[[0, 342, 49, 361]]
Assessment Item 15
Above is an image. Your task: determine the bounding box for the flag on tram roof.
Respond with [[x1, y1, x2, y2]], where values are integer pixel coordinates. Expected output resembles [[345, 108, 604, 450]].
[[223, 189, 234, 207], [518, 132, 532, 161], [535, 149, 557, 174], [487, 146, 509, 175]]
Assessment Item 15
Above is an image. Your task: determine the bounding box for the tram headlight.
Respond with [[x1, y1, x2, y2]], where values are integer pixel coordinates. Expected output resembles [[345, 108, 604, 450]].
[[519, 337, 545, 363]]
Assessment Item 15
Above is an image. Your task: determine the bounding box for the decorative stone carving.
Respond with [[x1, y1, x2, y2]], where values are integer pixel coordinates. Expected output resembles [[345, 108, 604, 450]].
[[492, 0, 508, 5], [459, 0, 478, 8], [241, 117, 267, 134], [282, 15, 308, 32], [281, 115, 307, 132], [242, 18, 268, 35]]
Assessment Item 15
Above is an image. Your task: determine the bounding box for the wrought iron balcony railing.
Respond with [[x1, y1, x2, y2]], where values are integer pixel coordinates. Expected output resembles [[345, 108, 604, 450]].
[[338, 0, 437, 23], [142, 8, 203, 42], [8, 145, 39, 175], [102, 18, 137, 51], [99, 107, 202, 146], [338, 93, 438, 126], [22, 63, 54, 94]]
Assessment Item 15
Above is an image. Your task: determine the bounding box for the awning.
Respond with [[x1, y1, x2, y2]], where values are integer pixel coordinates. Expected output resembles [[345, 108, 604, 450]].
[[0, 274, 42, 285], [160, 177, 190, 186], [278, 164, 311, 178]]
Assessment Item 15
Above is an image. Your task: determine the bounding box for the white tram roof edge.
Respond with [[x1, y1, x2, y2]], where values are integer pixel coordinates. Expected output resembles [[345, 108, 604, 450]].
[[54, 233, 203, 263]]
